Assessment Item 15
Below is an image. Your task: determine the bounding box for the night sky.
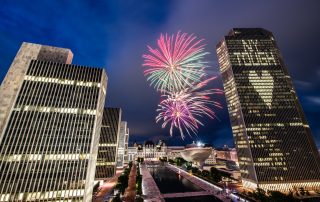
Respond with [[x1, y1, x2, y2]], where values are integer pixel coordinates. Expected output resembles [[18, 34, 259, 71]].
[[1, 1, 320, 147]]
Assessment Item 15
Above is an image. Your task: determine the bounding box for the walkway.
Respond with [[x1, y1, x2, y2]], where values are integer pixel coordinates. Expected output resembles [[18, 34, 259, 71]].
[[166, 164, 250, 202], [140, 164, 165, 202], [123, 164, 137, 202], [93, 169, 123, 202], [163, 191, 212, 198]]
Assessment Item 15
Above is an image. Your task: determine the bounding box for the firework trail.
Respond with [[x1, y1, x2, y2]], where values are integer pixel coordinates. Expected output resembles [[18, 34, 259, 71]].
[[156, 77, 223, 139], [142, 31, 209, 93]]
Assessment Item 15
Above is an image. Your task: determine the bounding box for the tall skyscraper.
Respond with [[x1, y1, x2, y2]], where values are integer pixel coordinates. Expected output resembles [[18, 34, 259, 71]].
[[0, 42, 107, 201], [216, 28, 320, 191], [0, 42, 73, 135], [95, 108, 121, 179], [123, 127, 129, 165], [117, 121, 129, 167]]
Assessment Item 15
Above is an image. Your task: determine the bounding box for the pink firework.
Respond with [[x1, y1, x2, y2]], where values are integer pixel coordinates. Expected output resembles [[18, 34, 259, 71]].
[[156, 77, 223, 139], [142, 31, 209, 93]]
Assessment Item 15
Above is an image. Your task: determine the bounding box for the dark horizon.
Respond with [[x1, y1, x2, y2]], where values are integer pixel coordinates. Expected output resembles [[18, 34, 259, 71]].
[[1, 1, 320, 148]]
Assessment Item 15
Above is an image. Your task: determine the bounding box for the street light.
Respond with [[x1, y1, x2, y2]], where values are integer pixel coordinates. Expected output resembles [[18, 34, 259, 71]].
[[197, 141, 203, 147]]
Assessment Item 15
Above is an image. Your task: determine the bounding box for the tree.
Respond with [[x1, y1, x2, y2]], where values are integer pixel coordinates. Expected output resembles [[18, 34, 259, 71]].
[[159, 157, 167, 162], [182, 162, 192, 170], [174, 157, 186, 166], [268, 191, 297, 202], [191, 167, 199, 174], [135, 196, 144, 202], [116, 174, 129, 194], [220, 171, 231, 179], [112, 194, 121, 202], [202, 170, 210, 177], [210, 167, 222, 182], [253, 188, 268, 202], [123, 167, 131, 176], [137, 157, 144, 163], [136, 172, 143, 195]]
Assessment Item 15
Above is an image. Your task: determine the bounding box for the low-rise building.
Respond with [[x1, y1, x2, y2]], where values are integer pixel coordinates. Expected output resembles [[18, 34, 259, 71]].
[[166, 146, 185, 160], [128, 140, 184, 161], [214, 145, 238, 164], [117, 121, 129, 168], [204, 150, 217, 165]]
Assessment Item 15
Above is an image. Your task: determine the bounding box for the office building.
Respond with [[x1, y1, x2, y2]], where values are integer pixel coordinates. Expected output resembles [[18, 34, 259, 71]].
[[117, 121, 129, 167], [129, 141, 183, 161], [216, 28, 320, 191], [123, 127, 129, 165], [204, 150, 216, 165], [0, 42, 107, 201], [95, 108, 121, 179]]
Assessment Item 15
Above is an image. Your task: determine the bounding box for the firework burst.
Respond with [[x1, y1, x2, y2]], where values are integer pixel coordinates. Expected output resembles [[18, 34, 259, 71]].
[[142, 31, 209, 93], [156, 77, 223, 139]]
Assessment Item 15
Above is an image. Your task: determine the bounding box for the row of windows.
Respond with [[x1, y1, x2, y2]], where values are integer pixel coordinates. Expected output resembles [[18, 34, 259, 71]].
[[27, 60, 102, 83], [0, 60, 103, 196], [217, 34, 320, 183]]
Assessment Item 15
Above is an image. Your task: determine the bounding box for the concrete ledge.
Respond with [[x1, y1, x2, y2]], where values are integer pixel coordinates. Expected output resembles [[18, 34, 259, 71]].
[[140, 164, 165, 202], [163, 191, 210, 198], [166, 164, 250, 202]]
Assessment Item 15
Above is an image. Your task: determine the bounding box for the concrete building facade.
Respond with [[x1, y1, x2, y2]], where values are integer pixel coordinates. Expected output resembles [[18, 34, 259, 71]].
[[0, 43, 107, 201], [117, 121, 129, 167], [95, 108, 121, 180]]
